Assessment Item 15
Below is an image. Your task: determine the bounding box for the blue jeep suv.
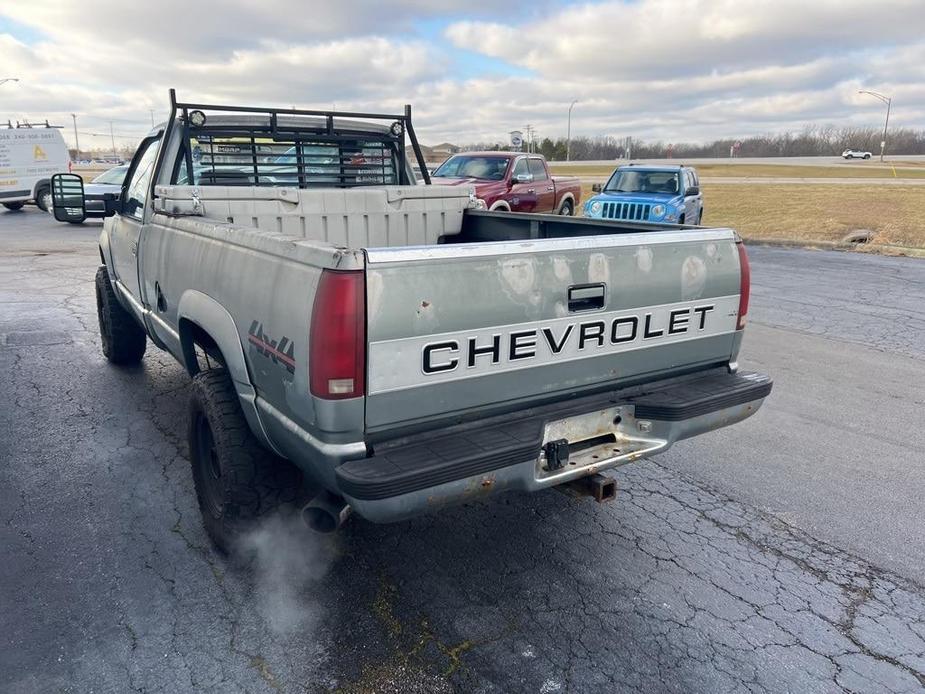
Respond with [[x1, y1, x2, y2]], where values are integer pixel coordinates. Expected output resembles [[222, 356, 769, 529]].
[[583, 164, 703, 225]]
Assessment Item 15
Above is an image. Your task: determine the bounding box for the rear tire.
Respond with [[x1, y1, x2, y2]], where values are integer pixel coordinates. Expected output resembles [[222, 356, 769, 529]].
[[3, 202, 24, 211], [679, 214, 686, 225], [558, 199, 574, 216], [864, 154, 871, 160], [35, 186, 52, 212], [188, 369, 303, 554], [95, 266, 147, 365]]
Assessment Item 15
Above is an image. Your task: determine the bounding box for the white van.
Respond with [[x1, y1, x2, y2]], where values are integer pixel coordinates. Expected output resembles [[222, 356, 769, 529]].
[[0, 125, 70, 211]]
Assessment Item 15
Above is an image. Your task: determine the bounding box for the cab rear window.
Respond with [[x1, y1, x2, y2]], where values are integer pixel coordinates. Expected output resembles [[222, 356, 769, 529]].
[[172, 132, 401, 188]]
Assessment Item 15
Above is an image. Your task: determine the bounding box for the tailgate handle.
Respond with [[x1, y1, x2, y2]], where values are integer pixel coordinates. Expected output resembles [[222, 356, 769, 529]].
[[568, 283, 605, 312]]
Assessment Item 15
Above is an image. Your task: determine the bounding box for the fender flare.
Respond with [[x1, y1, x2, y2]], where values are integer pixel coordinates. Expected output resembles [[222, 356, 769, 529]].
[[98, 226, 115, 275], [557, 192, 575, 210], [177, 290, 249, 385], [176, 290, 281, 454], [489, 199, 511, 212]]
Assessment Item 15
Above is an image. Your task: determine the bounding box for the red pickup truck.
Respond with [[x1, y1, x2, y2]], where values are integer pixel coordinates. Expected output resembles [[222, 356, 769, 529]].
[[429, 152, 581, 215]]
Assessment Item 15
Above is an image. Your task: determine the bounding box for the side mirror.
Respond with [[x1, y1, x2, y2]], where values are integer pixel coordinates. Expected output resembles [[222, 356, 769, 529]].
[[591, 182, 603, 193], [513, 173, 533, 184], [685, 186, 700, 196], [51, 173, 87, 224]]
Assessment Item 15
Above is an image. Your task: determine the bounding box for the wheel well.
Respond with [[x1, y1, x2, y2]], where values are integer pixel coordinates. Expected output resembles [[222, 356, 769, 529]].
[[32, 179, 50, 197], [559, 194, 575, 208], [179, 318, 226, 376], [489, 200, 511, 211]]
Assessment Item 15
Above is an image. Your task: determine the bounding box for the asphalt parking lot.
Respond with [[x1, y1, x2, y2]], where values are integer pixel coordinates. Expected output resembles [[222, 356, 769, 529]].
[[2, 207, 924, 693]]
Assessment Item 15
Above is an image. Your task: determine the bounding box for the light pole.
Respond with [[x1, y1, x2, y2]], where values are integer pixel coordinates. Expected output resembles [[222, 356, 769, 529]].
[[71, 114, 80, 158], [858, 89, 892, 162], [0, 77, 19, 86], [109, 121, 117, 159], [566, 99, 578, 161]]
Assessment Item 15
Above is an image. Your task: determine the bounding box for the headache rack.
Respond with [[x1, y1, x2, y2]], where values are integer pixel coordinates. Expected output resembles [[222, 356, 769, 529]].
[[157, 88, 431, 190]]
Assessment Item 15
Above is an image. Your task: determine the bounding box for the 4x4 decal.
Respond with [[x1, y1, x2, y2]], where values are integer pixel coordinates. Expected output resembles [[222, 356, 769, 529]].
[[247, 321, 295, 375]]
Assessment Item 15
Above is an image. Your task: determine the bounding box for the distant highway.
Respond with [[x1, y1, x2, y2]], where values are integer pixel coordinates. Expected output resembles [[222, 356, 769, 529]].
[[575, 175, 925, 186], [553, 154, 925, 169]]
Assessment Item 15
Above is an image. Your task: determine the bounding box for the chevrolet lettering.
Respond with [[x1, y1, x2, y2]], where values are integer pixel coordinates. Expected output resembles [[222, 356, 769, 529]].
[[414, 299, 725, 383]]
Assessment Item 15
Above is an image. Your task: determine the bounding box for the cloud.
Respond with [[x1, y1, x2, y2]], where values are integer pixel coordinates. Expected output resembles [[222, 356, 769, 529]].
[[1, 0, 517, 53], [1, 0, 923, 148], [445, 0, 925, 79]]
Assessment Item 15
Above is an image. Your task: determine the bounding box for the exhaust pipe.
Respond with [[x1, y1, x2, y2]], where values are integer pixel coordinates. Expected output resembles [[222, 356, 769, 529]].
[[301, 490, 351, 533], [560, 472, 617, 503]]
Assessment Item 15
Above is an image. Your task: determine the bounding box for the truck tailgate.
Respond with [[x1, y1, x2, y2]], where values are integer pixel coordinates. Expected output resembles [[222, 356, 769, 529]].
[[364, 229, 743, 433]]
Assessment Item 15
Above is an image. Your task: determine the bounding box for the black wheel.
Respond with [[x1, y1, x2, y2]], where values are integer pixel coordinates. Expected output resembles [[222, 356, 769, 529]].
[[864, 154, 871, 160], [95, 266, 146, 364], [558, 199, 574, 216], [697, 208, 704, 225], [35, 186, 51, 212], [679, 214, 686, 225], [3, 201, 24, 211], [66, 220, 85, 225], [188, 369, 303, 553]]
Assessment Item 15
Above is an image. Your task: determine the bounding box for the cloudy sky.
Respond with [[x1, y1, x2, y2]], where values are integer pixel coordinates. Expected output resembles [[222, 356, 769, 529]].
[[1, 0, 922, 149]]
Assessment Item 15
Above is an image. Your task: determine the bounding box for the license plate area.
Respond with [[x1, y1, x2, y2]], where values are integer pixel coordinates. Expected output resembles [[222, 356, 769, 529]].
[[537, 406, 664, 479]]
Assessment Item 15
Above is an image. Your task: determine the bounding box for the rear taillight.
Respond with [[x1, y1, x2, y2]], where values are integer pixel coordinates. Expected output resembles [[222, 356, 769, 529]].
[[309, 269, 366, 399], [736, 241, 750, 330]]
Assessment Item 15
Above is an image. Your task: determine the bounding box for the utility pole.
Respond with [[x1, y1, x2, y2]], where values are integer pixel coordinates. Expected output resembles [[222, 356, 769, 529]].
[[109, 121, 117, 159], [858, 89, 892, 162], [524, 124, 535, 153], [566, 100, 578, 161], [71, 114, 80, 158]]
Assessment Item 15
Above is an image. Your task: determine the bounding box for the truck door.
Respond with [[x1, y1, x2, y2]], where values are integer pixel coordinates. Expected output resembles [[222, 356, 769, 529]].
[[529, 158, 557, 212], [508, 157, 538, 212], [107, 136, 160, 307], [682, 170, 702, 224]]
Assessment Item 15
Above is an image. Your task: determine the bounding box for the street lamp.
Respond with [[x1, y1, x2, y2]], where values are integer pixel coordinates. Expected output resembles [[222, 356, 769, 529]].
[[0, 78, 20, 86], [858, 89, 892, 162], [71, 114, 80, 158], [566, 100, 578, 161]]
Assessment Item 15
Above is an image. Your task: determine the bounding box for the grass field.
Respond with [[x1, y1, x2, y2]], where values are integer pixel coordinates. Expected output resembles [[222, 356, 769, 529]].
[[575, 181, 925, 248], [564, 159, 925, 249], [702, 185, 924, 247], [554, 163, 925, 179]]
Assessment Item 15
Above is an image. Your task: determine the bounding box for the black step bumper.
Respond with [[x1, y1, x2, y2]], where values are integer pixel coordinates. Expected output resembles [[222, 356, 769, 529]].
[[337, 369, 771, 517]]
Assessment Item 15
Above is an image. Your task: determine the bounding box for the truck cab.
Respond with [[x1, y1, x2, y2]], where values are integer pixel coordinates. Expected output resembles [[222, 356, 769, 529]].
[[584, 164, 703, 226]]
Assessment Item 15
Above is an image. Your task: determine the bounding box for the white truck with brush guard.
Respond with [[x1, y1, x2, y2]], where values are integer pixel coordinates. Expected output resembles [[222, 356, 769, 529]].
[[51, 91, 771, 552]]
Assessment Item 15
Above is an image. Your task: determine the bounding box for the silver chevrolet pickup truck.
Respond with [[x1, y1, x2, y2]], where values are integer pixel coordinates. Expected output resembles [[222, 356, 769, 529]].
[[51, 92, 771, 552]]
